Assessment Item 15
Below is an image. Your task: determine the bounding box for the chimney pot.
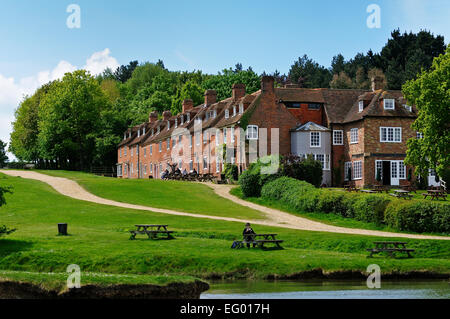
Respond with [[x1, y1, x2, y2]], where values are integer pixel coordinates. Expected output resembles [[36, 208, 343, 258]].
[[182, 99, 194, 113], [149, 111, 158, 123], [232, 83, 246, 100], [162, 110, 172, 121], [204, 89, 217, 106]]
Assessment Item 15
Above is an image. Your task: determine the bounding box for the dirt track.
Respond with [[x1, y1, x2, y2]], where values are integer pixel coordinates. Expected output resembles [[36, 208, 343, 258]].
[[1, 170, 449, 240]]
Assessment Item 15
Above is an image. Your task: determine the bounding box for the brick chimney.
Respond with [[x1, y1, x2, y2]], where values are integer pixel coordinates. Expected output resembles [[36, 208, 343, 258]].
[[261, 76, 275, 94], [204, 90, 217, 106], [182, 99, 194, 113], [162, 110, 172, 121], [371, 76, 384, 91], [149, 111, 158, 123], [232, 83, 246, 100]]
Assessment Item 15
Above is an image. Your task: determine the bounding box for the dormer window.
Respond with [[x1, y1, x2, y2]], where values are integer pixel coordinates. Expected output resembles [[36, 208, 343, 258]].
[[137, 130, 140, 137], [128, 132, 131, 138], [167, 121, 170, 130], [124, 133, 126, 140], [187, 113, 190, 122], [225, 109, 229, 119], [157, 126, 160, 134], [175, 118, 178, 128], [403, 104, 412, 112], [213, 110, 217, 118], [143, 127, 145, 135], [151, 129, 154, 136], [239, 103, 244, 114], [180, 115, 184, 125], [233, 106, 236, 116], [384, 99, 395, 110], [358, 101, 364, 113]]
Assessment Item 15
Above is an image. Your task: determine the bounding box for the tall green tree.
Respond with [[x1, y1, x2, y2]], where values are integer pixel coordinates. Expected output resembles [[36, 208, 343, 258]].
[[0, 140, 8, 167], [404, 45, 450, 178], [288, 55, 332, 88], [38, 70, 109, 169]]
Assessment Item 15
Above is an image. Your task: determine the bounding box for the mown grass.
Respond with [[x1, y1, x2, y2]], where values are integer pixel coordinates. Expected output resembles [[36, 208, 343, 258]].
[[33, 170, 265, 220], [0, 173, 449, 284]]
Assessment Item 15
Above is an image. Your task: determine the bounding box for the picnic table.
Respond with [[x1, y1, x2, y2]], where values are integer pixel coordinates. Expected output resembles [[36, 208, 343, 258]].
[[401, 185, 417, 193], [367, 241, 414, 258], [343, 184, 359, 192], [360, 189, 377, 194], [232, 233, 283, 249], [423, 190, 447, 201], [390, 189, 413, 200], [372, 185, 389, 193], [129, 224, 175, 240]]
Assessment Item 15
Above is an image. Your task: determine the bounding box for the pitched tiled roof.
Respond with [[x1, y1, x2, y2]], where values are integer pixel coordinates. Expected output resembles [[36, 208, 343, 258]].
[[215, 92, 260, 128], [291, 121, 330, 132], [321, 89, 367, 123], [275, 88, 325, 103]]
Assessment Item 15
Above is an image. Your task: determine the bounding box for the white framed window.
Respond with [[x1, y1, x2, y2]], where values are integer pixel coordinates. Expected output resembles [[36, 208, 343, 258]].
[[223, 128, 227, 144], [239, 103, 244, 114], [216, 156, 220, 172], [187, 113, 190, 122], [119, 149, 122, 158], [179, 135, 182, 144], [384, 99, 395, 110], [150, 163, 153, 174], [225, 109, 229, 119], [167, 121, 170, 130], [157, 126, 160, 134], [350, 128, 358, 144], [344, 162, 352, 181], [203, 132, 208, 144], [380, 127, 401, 143], [310, 132, 321, 148], [137, 129, 141, 137], [151, 129, 154, 136], [375, 160, 383, 179], [398, 161, 406, 179], [353, 161, 362, 180], [213, 110, 217, 118], [233, 106, 236, 116], [178, 160, 182, 170], [159, 142, 162, 152], [333, 130, 343, 145], [144, 164, 147, 174], [124, 147, 127, 156], [325, 154, 330, 170], [180, 115, 184, 125], [203, 156, 208, 170], [131, 163, 134, 174], [131, 147, 133, 156], [231, 127, 235, 143], [416, 132, 423, 139], [175, 118, 178, 128], [403, 104, 412, 112], [216, 130, 220, 146], [358, 100, 364, 113], [144, 147, 146, 158], [143, 127, 146, 135], [189, 160, 193, 172], [246, 125, 258, 140], [150, 145, 152, 155], [189, 135, 192, 148], [166, 138, 170, 150]]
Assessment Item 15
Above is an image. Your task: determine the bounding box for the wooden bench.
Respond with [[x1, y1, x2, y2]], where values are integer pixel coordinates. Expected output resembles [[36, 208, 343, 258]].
[[423, 190, 447, 201], [360, 189, 377, 194], [390, 190, 413, 200], [233, 233, 283, 249], [129, 224, 175, 240], [367, 241, 414, 258]]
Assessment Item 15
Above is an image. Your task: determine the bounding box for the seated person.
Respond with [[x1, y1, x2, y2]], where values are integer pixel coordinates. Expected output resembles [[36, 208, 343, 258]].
[[175, 168, 181, 175], [192, 168, 198, 175], [243, 223, 256, 248], [182, 168, 188, 176]]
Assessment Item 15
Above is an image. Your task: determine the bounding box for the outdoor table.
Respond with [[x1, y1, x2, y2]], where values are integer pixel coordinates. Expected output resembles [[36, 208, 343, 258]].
[[423, 190, 447, 201], [392, 189, 413, 199], [367, 241, 414, 258], [129, 224, 175, 240], [233, 233, 283, 249]]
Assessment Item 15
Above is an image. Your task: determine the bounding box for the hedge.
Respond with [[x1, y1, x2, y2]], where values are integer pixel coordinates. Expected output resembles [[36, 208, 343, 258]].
[[261, 177, 450, 233]]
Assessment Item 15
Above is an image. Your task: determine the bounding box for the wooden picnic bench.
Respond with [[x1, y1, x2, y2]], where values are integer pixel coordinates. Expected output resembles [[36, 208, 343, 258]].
[[367, 241, 414, 258], [343, 184, 359, 192], [389, 189, 413, 200], [360, 189, 377, 194], [373, 185, 390, 193], [423, 190, 447, 201], [129, 224, 175, 240], [233, 233, 284, 249]]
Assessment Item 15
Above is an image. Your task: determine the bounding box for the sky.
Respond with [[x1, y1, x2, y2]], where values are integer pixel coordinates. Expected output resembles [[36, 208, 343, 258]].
[[0, 0, 449, 160]]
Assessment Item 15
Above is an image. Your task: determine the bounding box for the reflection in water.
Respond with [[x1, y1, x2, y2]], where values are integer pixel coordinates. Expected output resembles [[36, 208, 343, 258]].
[[201, 280, 450, 299]]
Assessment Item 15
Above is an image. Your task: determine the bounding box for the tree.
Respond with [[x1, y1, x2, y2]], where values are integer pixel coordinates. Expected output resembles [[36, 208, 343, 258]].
[[38, 70, 108, 169], [114, 60, 139, 83], [404, 45, 450, 178], [0, 185, 14, 237], [0, 140, 8, 167], [330, 72, 353, 89], [171, 80, 204, 114], [288, 55, 332, 88]]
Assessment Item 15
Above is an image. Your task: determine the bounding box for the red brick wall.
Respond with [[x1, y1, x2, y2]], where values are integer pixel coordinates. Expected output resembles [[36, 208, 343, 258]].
[[287, 103, 324, 126]]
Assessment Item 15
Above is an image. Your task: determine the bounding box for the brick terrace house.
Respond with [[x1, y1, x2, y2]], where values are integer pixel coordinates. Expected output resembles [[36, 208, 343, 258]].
[[117, 76, 421, 187]]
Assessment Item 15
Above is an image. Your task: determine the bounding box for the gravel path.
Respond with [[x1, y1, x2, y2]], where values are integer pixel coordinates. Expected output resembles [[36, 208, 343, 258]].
[[1, 170, 449, 240]]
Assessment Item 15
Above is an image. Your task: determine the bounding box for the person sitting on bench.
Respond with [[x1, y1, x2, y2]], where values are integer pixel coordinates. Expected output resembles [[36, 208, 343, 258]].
[[182, 168, 187, 176], [243, 223, 256, 248]]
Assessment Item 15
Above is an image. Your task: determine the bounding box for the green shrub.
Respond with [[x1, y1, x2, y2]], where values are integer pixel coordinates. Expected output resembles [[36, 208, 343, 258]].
[[281, 154, 323, 187], [238, 155, 281, 197], [238, 168, 261, 197], [224, 164, 239, 181], [385, 201, 450, 234], [353, 195, 391, 225]]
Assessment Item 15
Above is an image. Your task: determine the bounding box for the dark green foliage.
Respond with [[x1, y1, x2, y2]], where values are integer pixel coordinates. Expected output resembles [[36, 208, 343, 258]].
[[0, 140, 8, 167], [0, 184, 14, 237], [238, 155, 281, 197], [385, 201, 450, 234], [288, 55, 332, 88], [281, 154, 323, 187], [353, 195, 391, 225], [224, 164, 239, 181]]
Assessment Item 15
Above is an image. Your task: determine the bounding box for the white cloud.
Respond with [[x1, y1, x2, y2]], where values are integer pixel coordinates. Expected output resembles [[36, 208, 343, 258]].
[[0, 49, 119, 160]]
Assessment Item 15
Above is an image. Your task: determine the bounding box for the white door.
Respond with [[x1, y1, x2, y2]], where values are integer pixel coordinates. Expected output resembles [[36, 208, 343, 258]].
[[391, 161, 399, 186]]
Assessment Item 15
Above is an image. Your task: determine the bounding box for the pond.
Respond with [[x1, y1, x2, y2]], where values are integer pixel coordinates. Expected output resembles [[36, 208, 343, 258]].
[[201, 279, 450, 299]]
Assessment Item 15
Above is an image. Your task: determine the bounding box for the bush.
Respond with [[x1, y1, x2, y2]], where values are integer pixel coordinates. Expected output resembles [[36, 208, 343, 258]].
[[224, 164, 239, 181], [281, 154, 323, 187], [385, 201, 450, 234], [238, 155, 281, 197], [353, 195, 391, 225]]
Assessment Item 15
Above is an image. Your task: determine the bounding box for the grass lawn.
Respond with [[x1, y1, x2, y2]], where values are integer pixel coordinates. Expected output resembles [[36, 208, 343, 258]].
[[0, 172, 449, 285], [33, 170, 265, 220]]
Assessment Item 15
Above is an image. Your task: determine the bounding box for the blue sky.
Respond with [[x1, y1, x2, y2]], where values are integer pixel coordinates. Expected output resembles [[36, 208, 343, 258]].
[[0, 0, 449, 158]]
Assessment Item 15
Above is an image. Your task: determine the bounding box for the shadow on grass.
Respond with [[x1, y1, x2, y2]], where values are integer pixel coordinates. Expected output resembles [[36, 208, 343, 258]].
[[0, 239, 33, 257]]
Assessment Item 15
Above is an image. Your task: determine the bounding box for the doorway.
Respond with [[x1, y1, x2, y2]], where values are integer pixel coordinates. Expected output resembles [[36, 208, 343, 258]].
[[382, 161, 391, 186]]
